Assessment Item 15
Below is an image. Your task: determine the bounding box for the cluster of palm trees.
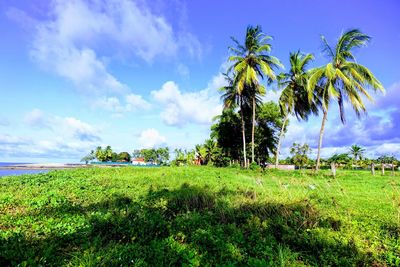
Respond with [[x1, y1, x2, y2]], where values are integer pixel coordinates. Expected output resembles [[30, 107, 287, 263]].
[[220, 26, 384, 171]]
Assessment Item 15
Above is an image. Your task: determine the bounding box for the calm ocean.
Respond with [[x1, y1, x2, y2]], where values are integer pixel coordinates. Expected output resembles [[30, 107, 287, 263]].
[[0, 162, 48, 177]]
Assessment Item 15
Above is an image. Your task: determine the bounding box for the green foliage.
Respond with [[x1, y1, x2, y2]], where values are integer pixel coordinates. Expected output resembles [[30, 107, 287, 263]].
[[95, 146, 113, 162], [0, 167, 399, 266], [117, 152, 131, 162], [290, 143, 311, 168], [278, 51, 319, 120], [349, 145, 366, 161], [211, 102, 284, 165], [327, 153, 352, 165], [80, 150, 95, 164], [172, 149, 195, 166]]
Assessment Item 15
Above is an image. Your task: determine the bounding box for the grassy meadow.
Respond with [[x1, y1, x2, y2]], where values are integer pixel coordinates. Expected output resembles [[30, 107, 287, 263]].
[[0, 166, 399, 266]]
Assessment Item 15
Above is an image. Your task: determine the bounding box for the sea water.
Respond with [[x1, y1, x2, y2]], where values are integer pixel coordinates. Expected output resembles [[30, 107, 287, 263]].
[[0, 162, 48, 177]]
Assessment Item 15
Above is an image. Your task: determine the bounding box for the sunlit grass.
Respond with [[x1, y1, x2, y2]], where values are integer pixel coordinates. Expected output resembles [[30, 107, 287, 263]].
[[0, 166, 399, 266]]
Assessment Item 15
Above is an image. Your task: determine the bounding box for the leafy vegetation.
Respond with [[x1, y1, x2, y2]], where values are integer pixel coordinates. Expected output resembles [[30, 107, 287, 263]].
[[1, 167, 399, 266], [133, 148, 170, 165]]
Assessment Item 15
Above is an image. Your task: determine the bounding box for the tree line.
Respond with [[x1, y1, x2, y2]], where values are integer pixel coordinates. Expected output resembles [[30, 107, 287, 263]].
[[81, 146, 169, 165]]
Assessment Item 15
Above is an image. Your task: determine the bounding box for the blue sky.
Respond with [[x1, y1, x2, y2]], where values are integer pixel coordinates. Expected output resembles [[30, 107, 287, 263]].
[[0, 0, 399, 162]]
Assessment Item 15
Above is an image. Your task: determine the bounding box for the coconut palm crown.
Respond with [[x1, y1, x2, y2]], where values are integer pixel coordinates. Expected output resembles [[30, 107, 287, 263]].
[[274, 51, 320, 167], [308, 29, 385, 171]]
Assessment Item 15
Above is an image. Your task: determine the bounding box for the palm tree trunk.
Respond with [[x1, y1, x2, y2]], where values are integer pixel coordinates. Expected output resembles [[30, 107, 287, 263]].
[[275, 113, 289, 168], [316, 109, 328, 171], [240, 96, 247, 168], [251, 97, 256, 163]]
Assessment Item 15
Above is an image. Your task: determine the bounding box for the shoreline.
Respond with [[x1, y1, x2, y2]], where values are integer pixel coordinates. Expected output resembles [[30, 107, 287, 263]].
[[0, 163, 150, 170], [0, 163, 88, 170]]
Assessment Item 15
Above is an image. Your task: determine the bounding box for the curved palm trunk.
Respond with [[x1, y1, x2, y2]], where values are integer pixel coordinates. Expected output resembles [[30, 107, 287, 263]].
[[316, 109, 328, 171], [275, 114, 289, 168], [240, 96, 247, 168], [251, 97, 256, 163]]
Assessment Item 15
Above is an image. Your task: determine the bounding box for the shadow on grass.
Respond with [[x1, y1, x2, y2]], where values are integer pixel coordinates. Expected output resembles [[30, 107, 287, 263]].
[[0, 183, 377, 266]]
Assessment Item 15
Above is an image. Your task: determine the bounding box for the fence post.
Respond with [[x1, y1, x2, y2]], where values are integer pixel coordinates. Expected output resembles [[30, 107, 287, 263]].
[[371, 163, 375, 176], [392, 162, 395, 176], [331, 162, 336, 177]]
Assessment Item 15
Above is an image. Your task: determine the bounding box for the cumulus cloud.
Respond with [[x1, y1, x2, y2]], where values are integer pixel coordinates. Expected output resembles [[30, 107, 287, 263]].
[[93, 93, 151, 114], [138, 128, 166, 148], [0, 133, 94, 160], [24, 109, 101, 142], [24, 0, 201, 97], [151, 74, 225, 126]]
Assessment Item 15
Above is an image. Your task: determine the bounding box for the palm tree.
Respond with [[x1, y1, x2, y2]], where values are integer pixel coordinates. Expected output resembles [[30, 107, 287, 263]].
[[204, 139, 219, 164], [349, 144, 365, 163], [275, 51, 319, 168], [219, 73, 251, 167], [308, 29, 384, 171], [228, 25, 282, 164]]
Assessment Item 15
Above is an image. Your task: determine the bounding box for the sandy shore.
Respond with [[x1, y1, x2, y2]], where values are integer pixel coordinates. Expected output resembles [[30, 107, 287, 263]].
[[0, 163, 88, 170]]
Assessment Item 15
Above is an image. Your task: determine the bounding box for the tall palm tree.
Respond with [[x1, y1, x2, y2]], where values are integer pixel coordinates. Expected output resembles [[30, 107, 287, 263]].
[[219, 73, 251, 167], [349, 144, 365, 162], [275, 51, 319, 168], [228, 25, 282, 164], [308, 29, 384, 171]]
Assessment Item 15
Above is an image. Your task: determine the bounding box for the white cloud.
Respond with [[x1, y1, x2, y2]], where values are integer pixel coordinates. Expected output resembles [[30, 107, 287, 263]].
[[93, 93, 151, 114], [27, 0, 201, 97], [24, 109, 51, 128], [151, 74, 225, 126], [138, 128, 166, 148], [125, 94, 151, 111], [0, 133, 95, 161], [24, 109, 101, 142]]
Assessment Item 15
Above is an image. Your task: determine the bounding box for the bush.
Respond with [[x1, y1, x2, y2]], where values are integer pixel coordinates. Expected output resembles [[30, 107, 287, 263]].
[[249, 162, 260, 170]]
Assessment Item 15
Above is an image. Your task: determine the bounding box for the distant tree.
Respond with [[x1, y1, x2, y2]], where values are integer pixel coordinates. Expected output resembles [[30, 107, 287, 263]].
[[349, 145, 365, 165], [327, 153, 352, 165], [376, 155, 398, 164], [211, 109, 242, 162], [118, 152, 131, 162], [156, 147, 170, 165], [290, 143, 311, 169], [210, 101, 284, 165], [204, 139, 219, 164], [81, 150, 95, 164], [309, 29, 385, 171], [132, 149, 142, 159]]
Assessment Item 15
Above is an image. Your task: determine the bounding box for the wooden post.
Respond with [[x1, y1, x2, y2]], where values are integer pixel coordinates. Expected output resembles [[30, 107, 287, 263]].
[[381, 163, 385, 176], [392, 162, 395, 176], [331, 162, 336, 177], [371, 163, 375, 176]]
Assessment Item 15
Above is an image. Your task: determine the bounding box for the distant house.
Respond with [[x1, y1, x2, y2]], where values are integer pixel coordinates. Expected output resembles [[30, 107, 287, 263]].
[[132, 158, 146, 165]]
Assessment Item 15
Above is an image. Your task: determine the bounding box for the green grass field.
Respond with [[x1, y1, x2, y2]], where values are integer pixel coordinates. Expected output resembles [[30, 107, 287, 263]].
[[1, 166, 399, 266]]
